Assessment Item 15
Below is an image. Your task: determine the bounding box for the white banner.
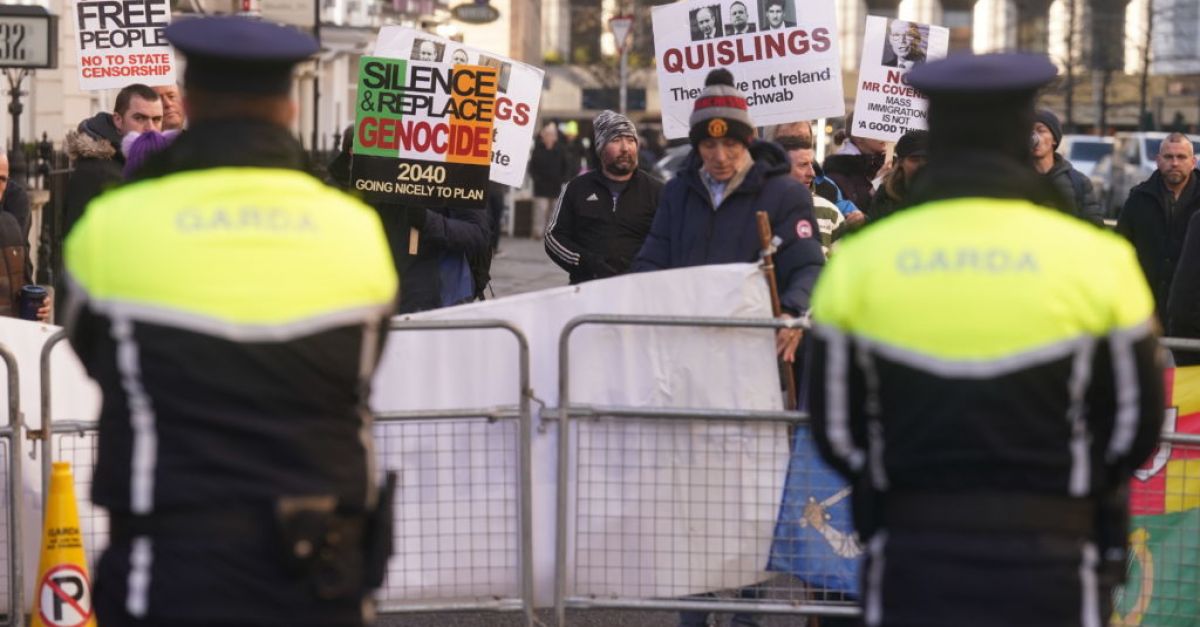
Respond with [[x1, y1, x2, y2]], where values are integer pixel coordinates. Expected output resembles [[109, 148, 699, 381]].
[[71, 0, 176, 91], [376, 263, 786, 604], [850, 16, 948, 143], [652, 0, 844, 140], [373, 26, 544, 188]]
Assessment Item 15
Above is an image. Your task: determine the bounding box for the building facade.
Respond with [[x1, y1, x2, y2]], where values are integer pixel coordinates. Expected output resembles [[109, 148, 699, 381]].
[[2, 0, 1198, 158]]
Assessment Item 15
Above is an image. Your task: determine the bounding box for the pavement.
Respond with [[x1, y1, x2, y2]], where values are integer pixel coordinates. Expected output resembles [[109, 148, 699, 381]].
[[486, 234, 570, 298], [377, 238, 820, 626]]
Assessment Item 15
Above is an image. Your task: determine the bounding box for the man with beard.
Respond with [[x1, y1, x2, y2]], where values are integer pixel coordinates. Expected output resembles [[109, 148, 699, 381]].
[[1118, 132, 1200, 316], [545, 110, 662, 284]]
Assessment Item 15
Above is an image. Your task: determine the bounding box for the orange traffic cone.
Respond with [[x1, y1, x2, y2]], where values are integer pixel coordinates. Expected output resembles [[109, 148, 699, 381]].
[[31, 462, 97, 627]]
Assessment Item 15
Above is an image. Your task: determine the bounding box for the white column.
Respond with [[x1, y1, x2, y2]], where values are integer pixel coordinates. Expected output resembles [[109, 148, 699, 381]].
[[898, 0, 942, 24], [838, 0, 867, 70], [972, 0, 1016, 52], [541, 0, 570, 63], [1124, 0, 1149, 74]]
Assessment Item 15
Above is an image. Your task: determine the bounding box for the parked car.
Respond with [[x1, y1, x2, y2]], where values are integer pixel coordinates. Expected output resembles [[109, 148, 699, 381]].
[[1098, 132, 1169, 217], [1058, 135, 1115, 215], [654, 143, 692, 182], [1058, 134, 1114, 179]]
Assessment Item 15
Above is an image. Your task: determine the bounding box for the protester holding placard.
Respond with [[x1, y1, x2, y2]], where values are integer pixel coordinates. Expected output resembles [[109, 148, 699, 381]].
[[634, 69, 823, 359], [64, 83, 162, 234], [329, 126, 491, 313], [635, 68, 825, 627], [822, 114, 887, 210]]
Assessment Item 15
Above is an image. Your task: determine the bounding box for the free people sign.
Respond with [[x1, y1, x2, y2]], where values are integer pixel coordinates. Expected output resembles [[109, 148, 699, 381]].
[[652, 0, 844, 139], [71, 0, 176, 90], [351, 55, 497, 207]]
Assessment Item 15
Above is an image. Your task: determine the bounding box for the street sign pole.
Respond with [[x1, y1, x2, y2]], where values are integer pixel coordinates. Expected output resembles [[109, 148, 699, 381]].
[[609, 15, 633, 114]]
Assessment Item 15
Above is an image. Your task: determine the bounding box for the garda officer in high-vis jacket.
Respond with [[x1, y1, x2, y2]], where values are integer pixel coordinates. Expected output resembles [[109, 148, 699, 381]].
[[809, 53, 1164, 627], [64, 17, 398, 627]]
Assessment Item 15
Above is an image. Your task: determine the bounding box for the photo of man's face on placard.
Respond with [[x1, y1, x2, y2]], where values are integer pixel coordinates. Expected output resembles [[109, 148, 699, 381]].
[[477, 54, 512, 93], [689, 5, 722, 41], [412, 38, 444, 62], [451, 48, 470, 65], [725, 1, 757, 35], [881, 20, 928, 68], [759, 0, 794, 30]]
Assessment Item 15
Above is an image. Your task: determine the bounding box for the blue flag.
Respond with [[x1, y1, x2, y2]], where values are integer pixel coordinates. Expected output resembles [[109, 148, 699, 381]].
[[767, 425, 862, 595]]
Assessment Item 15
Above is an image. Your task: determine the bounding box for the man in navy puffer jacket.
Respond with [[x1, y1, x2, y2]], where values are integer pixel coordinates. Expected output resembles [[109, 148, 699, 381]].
[[632, 69, 824, 364]]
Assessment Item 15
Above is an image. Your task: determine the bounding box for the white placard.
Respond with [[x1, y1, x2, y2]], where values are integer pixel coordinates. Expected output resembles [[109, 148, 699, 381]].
[[850, 15, 948, 143], [373, 26, 544, 189], [71, 0, 176, 91], [652, 0, 844, 140]]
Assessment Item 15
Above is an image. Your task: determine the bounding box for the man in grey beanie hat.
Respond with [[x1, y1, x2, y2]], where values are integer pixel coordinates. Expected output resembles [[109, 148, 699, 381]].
[[1031, 108, 1102, 224], [544, 110, 663, 284]]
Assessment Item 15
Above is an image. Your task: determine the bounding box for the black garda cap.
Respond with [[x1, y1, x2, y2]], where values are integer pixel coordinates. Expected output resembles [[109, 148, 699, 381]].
[[906, 52, 1056, 95], [906, 53, 1057, 163], [165, 16, 319, 95]]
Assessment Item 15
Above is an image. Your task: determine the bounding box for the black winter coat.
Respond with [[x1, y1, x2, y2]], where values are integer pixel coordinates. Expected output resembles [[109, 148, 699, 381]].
[[631, 140, 824, 314], [64, 112, 124, 235], [822, 151, 881, 211], [1116, 170, 1200, 315], [1044, 153, 1103, 226], [529, 140, 572, 198], [1166, 210, 1200, 362], [545, 169, 662, 284], [326, 144, 490, 313]]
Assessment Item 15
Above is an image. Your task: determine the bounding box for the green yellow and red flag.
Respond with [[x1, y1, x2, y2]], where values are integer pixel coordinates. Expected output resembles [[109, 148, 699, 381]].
[[1115, 366, 1200, 626]]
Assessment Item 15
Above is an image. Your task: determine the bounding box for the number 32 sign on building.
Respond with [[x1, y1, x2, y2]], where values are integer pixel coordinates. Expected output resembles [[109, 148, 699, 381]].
[[0, 5, 57, 70]]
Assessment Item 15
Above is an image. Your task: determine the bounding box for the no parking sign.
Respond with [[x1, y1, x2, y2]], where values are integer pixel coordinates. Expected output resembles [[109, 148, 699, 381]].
[[37, 565, 93, 627]]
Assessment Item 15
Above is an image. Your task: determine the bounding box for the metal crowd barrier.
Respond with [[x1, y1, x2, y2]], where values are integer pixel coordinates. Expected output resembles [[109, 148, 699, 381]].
[[36, 322, 537, 627], [374, 319, 535, 625], [0, 344, 22, 627], [550, 314, 859, 626], [16, 321, 1200, 627]]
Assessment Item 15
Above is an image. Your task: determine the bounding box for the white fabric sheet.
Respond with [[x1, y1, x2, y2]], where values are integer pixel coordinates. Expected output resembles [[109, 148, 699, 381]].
[[374, 263, 788, 604]]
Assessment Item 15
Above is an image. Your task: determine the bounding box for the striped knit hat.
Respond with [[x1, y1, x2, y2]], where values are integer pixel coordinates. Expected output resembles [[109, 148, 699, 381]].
[[688, 69, 754, 147], [594, 109, 638, 154]]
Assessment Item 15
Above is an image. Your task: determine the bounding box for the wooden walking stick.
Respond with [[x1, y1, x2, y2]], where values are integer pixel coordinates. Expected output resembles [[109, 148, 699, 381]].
[[756, 211, 798, 410]]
